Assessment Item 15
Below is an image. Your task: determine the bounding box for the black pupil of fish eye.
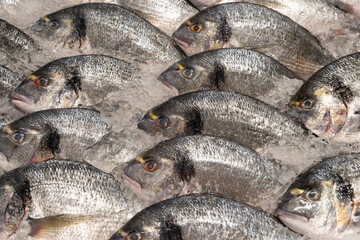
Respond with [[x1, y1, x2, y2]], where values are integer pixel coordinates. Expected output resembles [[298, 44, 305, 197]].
[[39, 78, 47, 85], [158, 117, 168, 127], [129, 233, 139, 240], [50, 21, 58, 28], [304, 100, 312, 107], [13, 132, 23, 141], [308, 190, 317, 199], [184, 69, 193, 77], [193, 25, 199, 31], [146, 161, 154, 170]]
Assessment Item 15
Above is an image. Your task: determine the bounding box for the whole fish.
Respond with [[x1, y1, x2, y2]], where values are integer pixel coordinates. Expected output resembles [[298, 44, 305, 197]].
[[288, 52, 360, 142], [277, 153, 360, 238], [31, 3, 185, 63], [110, 193, 301, 240], [138, 90, 307, 150], [12, 54, 140, 113], [0, 159, 141, 240], [115, 0, 198, 36], [123, 135, 289, 211], [0, 19, 37, 61], [172, 3, 334, 78], [159, 48, 303, 106], [0, 108, 109, 171]]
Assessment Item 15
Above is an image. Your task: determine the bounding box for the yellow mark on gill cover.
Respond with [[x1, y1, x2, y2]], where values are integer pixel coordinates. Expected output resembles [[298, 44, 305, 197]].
[[314, 89, 324, 96], [148, 110, 157, 120], [136, 156, 145, 163], [63, 18, 73, 24], [4, 185, 13, 191], [321, 181, 331, 186], [290, 188, 304, 195], [160, 158, 173, 163]]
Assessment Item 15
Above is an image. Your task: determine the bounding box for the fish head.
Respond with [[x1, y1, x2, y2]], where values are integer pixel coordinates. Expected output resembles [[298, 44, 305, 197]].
[[31, 10, 76, 48], [123, 148, 187, 202], [0, 117, 59, 171], [0, 181, 27, 237], [288, 79, 349, 139], [172, 9, 231, 56], [277, 169, 354, 237], [12, 64, 79, 113], [138, 102, 190, 138], [159, 59, 209, 95]]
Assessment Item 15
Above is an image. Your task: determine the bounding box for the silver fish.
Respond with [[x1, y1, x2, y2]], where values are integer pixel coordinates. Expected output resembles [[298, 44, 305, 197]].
[[12, 54, 141, 113], [31, 3, 185, 63], [277, 153, 360, 238], [111, 193, 301, 240], [172, 2, 334, 79]]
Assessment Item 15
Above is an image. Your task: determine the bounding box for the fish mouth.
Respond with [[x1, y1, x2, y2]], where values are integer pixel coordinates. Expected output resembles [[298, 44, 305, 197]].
[[122, 173, 161, 202], [316, 107, 348, 140], [276, 210, 310, 235], [11, 92, 36, 113], [122, 173, 141, 191], [158, 75, 179, 95], [172, 36, 190, 55]]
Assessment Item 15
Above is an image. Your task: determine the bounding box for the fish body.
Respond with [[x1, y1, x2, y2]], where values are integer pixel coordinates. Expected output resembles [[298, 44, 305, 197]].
[[277, 153, 360, 238], [12, 54, 140, 113], [112, 193, 301, 240], [172, 2, 334, 78], [0, 65, 19, 98], [288, 52, 360, 142], [0, 159, 138, 240], [159, 48, 303, 106], [123, 135, 288, 211], [0, 108, 109, 171], [138, 90, 307, 150], [31, 3, 185, 63], [115, 0, 198, 36]]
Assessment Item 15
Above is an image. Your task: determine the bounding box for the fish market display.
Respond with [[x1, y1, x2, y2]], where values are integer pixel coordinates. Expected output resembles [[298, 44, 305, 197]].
[[115, 0, 198, 36], [123, 135, 290, 211], [111, 193, 301, 240], [31, 3, 186, 63], [12, 54, 141, 113], [138, 90, 307, 150], [277, 153, 360, 239], [172, 2, 335, 78], [288, 52, 360, 142], [159, 48, 303, 106], [0, 108, 109, 171], [0, 159, 141, 240]]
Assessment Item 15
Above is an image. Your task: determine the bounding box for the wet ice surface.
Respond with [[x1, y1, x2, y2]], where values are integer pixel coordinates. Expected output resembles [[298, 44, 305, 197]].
[[0, 0, 360, 239]]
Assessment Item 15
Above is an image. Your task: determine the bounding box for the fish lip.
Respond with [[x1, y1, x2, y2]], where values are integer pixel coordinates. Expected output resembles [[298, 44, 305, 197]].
[[276, 209, 309, 223], [158, 75, 179, 95], [172, 36, 190, 53], [11, 92, 36, 113], [122, 173, 141, 191]]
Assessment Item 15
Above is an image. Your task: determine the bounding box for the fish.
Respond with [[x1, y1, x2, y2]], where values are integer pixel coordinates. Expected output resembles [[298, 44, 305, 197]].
[[115, 0, 198, 36], [31, 3, 185, 63], [172, 2, 335, 79], [12, 54, 141, 113], [0, 19, 37, 62], [123, 135, 290, 211], [159, 48, 303, 106], [0, 159, 141, 240], [138, 90, 307, 150], [277, 153, 360, 238], [111, 193, 301, 240], [288, 52, 360, 142], [0, 108, 109, 171]]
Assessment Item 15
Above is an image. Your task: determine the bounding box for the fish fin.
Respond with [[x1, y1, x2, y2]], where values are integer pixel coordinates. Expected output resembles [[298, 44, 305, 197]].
[[28, 215, 96, 238], [184, 110, 203, 135], [333, 178, 354, 232], [207, 61, 225, 89], [159, 220, 183, 240], [173, 155, 195, 183]]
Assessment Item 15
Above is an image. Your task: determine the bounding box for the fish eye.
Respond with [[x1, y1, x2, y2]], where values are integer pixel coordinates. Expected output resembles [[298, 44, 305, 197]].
[[128, 232, 141, 240], [11, 130, 25, 143], [47, 20, 59, 30], [305, 188, 320, 201], [155, 117, 169, 128], [36, 77, 50, 87], [190, 24, 203, 33], [144, 160, 158, 172], [302, 98, 314, 109], [181, 68, 194, 79]]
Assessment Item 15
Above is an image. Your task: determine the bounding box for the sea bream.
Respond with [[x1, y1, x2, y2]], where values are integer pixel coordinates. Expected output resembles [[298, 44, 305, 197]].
[[288, 52, 360, 142], [138, 90, 308, 151], [0, 159, 141, 240], [159, 48, 303, 107], [30, 3, 185, 63], [110, 193, 301, 240], [277, 153, 360, 239], [172, 2, 334, 78], [11, 54, 140, 113], [123, 135, 291, 211], [0, 108, 109, 171]]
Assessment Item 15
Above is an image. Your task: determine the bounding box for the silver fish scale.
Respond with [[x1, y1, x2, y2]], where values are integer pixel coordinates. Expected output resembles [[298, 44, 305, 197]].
[[0, 65, 19, 96], [71, 4, 185, 63]]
